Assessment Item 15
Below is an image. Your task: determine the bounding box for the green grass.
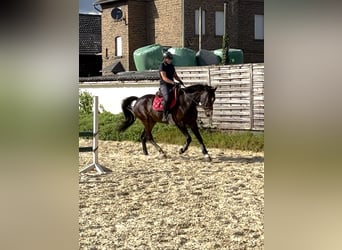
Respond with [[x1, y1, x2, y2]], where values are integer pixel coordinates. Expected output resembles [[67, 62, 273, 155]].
[[79, 112, 264, 152]]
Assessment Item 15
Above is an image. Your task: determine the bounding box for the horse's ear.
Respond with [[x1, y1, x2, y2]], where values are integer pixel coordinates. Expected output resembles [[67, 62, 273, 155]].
[[212, 86, 217, 91]]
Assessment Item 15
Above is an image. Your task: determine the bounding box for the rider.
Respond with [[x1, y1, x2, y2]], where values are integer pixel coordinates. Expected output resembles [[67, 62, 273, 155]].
[[159, 51, 183, 122]]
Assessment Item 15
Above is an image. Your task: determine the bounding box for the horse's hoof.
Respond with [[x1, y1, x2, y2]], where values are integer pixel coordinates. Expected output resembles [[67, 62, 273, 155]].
[[204, 154, 212, 162], [179, 147, 185, 154], [158, 153, 167, 159]]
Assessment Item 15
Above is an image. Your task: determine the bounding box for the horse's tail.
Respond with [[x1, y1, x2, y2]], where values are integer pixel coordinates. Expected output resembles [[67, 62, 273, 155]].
[[118, 96, 138, 132]]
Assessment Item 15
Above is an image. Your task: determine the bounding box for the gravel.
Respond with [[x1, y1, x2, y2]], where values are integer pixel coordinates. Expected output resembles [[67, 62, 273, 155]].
[[79, 139, 264, 249]]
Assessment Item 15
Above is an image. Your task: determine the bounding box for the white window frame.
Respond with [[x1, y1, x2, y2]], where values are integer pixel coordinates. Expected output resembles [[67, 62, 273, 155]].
[[195, 9, 206, 35], [115, 36, 122, 57], [254, 14, 264, 40], [215, 11, 224, 36]]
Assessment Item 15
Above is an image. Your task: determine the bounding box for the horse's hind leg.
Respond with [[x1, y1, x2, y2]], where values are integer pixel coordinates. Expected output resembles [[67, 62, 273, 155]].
[[190, 125, 211, 161], [144, 122, 166, 157], [149, 138, 166, 157], [140, 130, 148, 155]]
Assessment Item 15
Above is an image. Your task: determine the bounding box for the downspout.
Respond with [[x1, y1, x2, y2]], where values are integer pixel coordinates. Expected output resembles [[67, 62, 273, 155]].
[[198, 0, 203, 51], [223, 2, 226, 34], [181, 0, 185, 47]]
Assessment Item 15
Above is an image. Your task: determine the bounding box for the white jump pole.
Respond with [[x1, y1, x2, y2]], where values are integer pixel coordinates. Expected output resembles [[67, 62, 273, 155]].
[[80, 96, 109, 174]]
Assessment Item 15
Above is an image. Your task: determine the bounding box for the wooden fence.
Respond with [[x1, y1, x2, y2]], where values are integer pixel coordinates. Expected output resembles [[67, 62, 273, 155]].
[[177, 63, 264, 131]]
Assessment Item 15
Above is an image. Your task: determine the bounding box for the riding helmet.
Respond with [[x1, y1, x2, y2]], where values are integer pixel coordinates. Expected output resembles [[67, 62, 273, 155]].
[[163, 51, 173, 59]]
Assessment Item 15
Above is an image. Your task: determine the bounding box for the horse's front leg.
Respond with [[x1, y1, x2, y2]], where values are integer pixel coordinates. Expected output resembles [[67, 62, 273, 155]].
[[176, 125, 192, 154], [190, 125, 211, 161]]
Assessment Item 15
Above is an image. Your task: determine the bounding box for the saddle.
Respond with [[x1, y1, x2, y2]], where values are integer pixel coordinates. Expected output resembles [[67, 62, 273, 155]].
[[152, 87, 178, 111]]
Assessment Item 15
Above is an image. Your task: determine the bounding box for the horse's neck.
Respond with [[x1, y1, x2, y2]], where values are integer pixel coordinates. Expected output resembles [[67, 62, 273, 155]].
[[183, 90, 201, 104]]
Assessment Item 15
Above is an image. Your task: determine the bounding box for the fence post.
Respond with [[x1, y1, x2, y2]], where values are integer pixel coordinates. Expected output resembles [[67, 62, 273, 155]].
[[207, 66, 211, 86], [207, 66, 213, 127], [79, 96, 110, 175], [249, 64, 255, 130]]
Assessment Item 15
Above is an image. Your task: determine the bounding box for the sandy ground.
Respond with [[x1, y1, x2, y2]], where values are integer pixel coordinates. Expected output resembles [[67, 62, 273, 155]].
[[79, 139, 264, 249]]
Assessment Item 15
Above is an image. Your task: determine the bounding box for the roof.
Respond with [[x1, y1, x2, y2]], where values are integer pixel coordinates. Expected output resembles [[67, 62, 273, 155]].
[[94, 0, 121, 5], [79, 70, 160, 81], [102, 61, 125, 74], [79, 14, 101, 55]]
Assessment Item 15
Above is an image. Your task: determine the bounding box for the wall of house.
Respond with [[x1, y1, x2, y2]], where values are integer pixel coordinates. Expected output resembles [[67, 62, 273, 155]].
[[227, 0, 240, 49], [99, 0, 264, 74], [184, 0, 227, 51], [153, 0, 183, 48], [101, 2, 129, 74], [183, 0, 264, 63], [100, 0, 184, 72], [145, 1, 158, 45], [238, 0, 264, 63], [101, 0, 184, 72], [127, 1, 148, 71]]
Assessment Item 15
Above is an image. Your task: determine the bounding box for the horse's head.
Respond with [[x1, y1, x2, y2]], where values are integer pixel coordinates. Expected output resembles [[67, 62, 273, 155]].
[[199, 85, 217, 117], [183, 84, 217, 117]]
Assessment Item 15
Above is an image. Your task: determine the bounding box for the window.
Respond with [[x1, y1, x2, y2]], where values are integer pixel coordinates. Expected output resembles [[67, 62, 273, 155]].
[[115, 36, 122, 57], [215, 11, 224, 36], [195, 9, 205, 35], [254, 15, 264, 40]]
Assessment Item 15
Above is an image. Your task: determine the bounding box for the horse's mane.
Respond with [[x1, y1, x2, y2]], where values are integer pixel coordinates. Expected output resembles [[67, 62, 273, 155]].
[[183, 84, 210, 94]]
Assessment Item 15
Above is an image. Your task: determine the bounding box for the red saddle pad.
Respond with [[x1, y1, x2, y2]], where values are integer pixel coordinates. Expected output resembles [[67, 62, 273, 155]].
[[152, 88, 178, 111]]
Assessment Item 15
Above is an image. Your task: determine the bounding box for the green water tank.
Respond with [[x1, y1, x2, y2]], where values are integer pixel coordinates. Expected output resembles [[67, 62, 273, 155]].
[[213, 48, 244, 64], [167, 47, 197, 67], [133, 44, 163, 71], [196, 49, 221, 66]]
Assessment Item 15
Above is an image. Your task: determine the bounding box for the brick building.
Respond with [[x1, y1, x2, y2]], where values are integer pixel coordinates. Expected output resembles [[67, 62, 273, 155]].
[[94, 0, 263, 73]]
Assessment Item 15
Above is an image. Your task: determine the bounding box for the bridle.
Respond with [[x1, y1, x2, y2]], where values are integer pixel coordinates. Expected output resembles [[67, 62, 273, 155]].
[[180, 87, 213, 110]]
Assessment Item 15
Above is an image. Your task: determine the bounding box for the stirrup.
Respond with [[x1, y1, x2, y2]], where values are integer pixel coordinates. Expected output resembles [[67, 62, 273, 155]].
[[167, 114, 175, 125], [162, 114, 168, 122], [162, 113, 175, 125], [162, 111, 168, 120]]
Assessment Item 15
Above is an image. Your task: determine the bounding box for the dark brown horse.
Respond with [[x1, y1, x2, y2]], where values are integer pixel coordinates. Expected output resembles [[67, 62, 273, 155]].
[[118, 84, 217, 161]]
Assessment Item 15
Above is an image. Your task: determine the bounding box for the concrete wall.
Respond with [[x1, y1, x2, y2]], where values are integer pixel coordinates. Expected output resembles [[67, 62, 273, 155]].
[[79, 82, 159, 114]]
